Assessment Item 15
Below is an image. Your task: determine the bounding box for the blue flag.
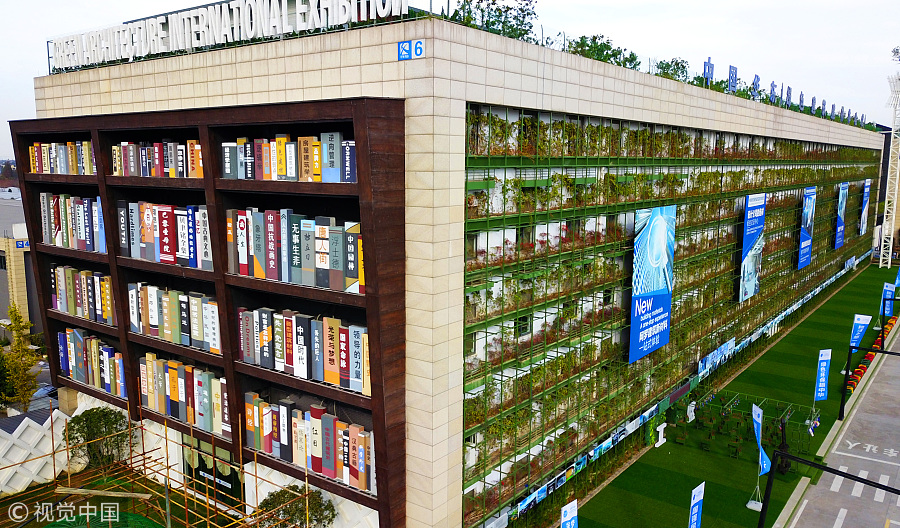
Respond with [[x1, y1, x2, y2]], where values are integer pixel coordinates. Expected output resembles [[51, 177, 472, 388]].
[[814, 349, 831, 402], [881, 283, 896, 317], [752, 404, 772, 476], [689, 482, 705, 528], [850, 314, 871, 349]]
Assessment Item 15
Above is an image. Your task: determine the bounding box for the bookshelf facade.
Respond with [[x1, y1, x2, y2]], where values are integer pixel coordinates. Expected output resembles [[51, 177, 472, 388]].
[[10, 98, 405, 527]]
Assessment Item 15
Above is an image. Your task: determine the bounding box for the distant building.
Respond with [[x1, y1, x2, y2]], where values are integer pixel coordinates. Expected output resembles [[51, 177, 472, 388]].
[[0, 200, 40, 336]]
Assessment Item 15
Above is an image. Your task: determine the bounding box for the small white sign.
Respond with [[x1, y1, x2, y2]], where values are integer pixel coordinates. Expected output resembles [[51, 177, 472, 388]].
[[655, 422, 667, 447]]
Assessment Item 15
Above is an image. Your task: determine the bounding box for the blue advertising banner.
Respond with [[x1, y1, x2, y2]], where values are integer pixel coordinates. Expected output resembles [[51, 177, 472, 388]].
[[850, 314, 872, 349], [881, 282, 895, 318], [835, 182, 848, 249], [751, 404, 772, 475], [740, 193, 767, 302], [815, 349, 831, 402], [630, 206, 675, 362], [798, 187, 817, 270], [689, 482, 705, 528], [698, 338, 736, 379], [860, 179, 871, 236]]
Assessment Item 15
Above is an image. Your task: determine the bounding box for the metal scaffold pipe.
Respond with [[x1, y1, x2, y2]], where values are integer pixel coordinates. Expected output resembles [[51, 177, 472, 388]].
[[880, 72, 900, 268]]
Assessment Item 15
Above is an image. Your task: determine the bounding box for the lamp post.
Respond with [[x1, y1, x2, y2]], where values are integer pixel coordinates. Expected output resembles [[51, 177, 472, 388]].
[[880, 64, 900, 268]]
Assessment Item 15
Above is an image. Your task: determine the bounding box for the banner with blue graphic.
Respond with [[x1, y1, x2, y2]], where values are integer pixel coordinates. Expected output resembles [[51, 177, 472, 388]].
[[881, 282, 895, 318], [798, 187, 817, 270], [630, 206, 675, 363], [740, 193, 767, 302], [850, 314, 872, 349], [860, 179, 871, 236], [698, 338, 736, 379], [561, 500, 578, 528], [689, 482, 705, 528], [752, 404, 772, 475], [835, 182, 848, 249], [815, 349, 831, 402]]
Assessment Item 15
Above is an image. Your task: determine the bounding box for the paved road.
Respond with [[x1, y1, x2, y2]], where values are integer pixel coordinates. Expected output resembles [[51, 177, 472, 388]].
[[788, 352, 900, 528]]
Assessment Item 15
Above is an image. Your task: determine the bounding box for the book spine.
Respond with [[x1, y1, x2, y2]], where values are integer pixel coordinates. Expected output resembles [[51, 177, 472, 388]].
[[198, 206, 213, 270], [259, 308, 274, 369], [264, 210, 279, 280], [252, 211, 266, 278], [312, 319, 324, 382], [237, 210, 249, 275], [245, 392, 258, 449], [314, 218, 331, 288], [300, 219, 315, 287], [178, 365, 187, 421], [343, 140, 357, 183], [329, 226, 344, 291], [296, 315, 309, 379], [324, 317, 340, 385], [207, 301, 220, 355], [241, 309, 254, 364], [339, 326, 350, 389], [321, 413, 336, 479], [139, 357, 148, 407], [174, 207, 189, 267], [349, 424, 360, 487], [362, 333, 371, 396], [179, 294, 191, 346], [310, 404, 325, 473], [280, 208, 291, 283], [283, 311, 294, 376], [273, 313, 285, 372], [186, 205, 198, 269], [221, 378, 232, 440], [226, 209, 237, 274], [349, 325, 365, 393]]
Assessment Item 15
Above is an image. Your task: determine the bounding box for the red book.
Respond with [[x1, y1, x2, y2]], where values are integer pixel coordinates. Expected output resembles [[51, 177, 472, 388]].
[[157, 205, 176, 264], [339, 326, 350, 389], [185, 366, 194, 425], [153, 143, 164, 177], [254, 139, 266, 180], [34, 143, 43, 173], [264, 210, 280, 281], [310, 404, 325, 473], [284, 310, 295, 376]]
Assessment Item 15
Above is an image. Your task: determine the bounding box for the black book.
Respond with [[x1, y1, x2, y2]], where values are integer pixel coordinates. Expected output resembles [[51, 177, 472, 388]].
[[116, 200, 130, 257]]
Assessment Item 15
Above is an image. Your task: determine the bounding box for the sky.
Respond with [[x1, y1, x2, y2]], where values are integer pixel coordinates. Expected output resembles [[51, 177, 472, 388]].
[[2, 0, 899, 160]]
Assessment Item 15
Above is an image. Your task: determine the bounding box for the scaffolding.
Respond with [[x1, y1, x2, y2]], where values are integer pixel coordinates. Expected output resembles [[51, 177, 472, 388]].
[[0, 401, 317, 528], [883, 72, 900, 267]]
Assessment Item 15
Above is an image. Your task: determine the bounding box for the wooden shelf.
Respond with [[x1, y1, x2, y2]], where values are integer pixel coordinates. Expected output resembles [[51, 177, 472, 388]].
[[24, 172, 98, 185], [225, 274, 367, 307], [241, 447, 378, 510], [35, 243, 109, 263], [46, 309, 119, 338], [128, 332, 225, 367], [139, 406, 233, 448], [215, 178, 359, 196], [233, 361, 371, 410], [106, 176, 206, 189], [116, 256, 216, 281], [57, 376, 128, 410]]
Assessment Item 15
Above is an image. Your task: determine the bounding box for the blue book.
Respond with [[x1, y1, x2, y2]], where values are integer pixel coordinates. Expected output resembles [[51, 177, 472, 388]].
[[271, 406, 281, 459], [76, 143, 83, 174], [96, 196, 106, 254], [154, 206, 161, 263], [186, 205, 198, 268], [305, 411, 312, 469], [58, 332, 69, 377], [73, 329, 85, 383], [342, 141, 357, 183], [117, 351, 126, 397], [311, 319, 324, 382], [349, 325, 365, 393], [84, 198, 94, 252], [103, 347, 114, 393]]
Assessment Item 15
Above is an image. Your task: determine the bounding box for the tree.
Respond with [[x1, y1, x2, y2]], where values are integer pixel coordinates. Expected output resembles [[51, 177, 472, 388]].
[[0, 161, 14, 181], [255, 484, 337, 528], [566, 35, 641, 71], [3, 303, 39, 412], [654, 57, 690, 83], [451, 0, 537, 43], [67, 407, 133, 468]]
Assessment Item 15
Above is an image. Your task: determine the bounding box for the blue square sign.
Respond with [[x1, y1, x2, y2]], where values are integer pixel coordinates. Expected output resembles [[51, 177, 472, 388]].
[[398, 41, 412, 61]]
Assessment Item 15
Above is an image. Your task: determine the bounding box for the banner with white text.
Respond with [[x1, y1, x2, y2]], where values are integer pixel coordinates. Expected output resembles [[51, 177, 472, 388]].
[[835, 182, 848, 249], [740, 193, 766, 302], [630, 206, 675, 362], [860, 179, 871, 236], [798, 187, 817, 270]]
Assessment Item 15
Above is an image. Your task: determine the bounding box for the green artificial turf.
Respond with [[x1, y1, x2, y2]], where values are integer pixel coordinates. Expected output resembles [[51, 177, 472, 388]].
[[579, 264, 896, 528]]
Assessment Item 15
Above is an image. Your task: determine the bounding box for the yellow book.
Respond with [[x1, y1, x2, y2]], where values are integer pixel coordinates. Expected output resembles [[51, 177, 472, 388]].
[[91, 338, 101, 388], [83, 141, 94, 175], [194, 142, 203, 179], [29, 146, 36, 173], [312, 141, 322, 181], [324, 317, 341, 385], [212, 378, 222, 435], [67, 142, 77, 174], [167, 360, 181, 418]]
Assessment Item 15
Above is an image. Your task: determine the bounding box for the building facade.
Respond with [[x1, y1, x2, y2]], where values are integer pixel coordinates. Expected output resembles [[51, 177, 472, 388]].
[[19, 14, 883, 528]]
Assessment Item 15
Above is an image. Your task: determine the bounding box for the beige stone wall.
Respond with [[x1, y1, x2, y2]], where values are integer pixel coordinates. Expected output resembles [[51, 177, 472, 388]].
[[2, 238, 31, 324], [34, 17, 883, 528]]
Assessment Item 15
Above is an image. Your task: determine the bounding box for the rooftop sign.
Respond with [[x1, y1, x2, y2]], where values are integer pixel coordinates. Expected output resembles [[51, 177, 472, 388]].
[[50, 0, 409, 71]]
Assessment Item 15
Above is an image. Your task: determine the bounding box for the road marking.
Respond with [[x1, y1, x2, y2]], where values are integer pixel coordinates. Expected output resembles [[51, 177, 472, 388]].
[[875, 474, 890, 502], [832, 451, 900, 468], [833, 508, 847, 528], [788, 500, 808, 528], [831, 466, 849, 492], [851, 470, 869, 497]]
